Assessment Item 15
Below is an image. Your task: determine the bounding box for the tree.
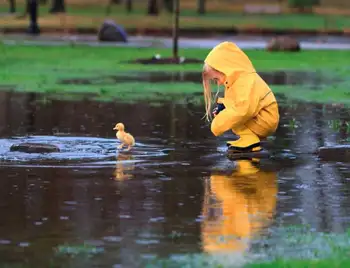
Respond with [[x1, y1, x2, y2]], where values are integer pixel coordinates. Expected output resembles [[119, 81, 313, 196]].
[[28, 0, 40, 35], [49, 0, 65, 13], [197, 0, 205, 14], [172, 0, 179, 59], [163, 0, 173, 13], [126, 0, 132, 13], [147, 0, 159, 15], [288, 0, 320, 13], [9, 0, 16, 13], [105, 0, 123, 15]]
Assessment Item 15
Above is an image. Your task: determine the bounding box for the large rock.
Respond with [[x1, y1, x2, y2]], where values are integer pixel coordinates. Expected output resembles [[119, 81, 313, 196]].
[[97, 20, 128, 43], [318, 145, 350, 162], [10, 143, 60, 153], [266, 36, 301, 52]]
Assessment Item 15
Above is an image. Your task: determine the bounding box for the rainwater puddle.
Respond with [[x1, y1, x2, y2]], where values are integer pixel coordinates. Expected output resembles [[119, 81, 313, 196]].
[[0, 92, 348, 267], [0, 135, 167, 167], [58, 70, 333, 86]]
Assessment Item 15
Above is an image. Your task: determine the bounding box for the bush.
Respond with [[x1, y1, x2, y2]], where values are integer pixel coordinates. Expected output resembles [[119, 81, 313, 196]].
[[288, 0, 320, 11]]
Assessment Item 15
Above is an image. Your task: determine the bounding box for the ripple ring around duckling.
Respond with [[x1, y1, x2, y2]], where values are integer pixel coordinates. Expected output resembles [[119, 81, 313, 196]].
[[0, 135, 169, 168]]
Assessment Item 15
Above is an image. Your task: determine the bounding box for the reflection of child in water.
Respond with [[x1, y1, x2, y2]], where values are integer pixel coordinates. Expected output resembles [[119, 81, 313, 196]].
[[201, 160, 277, 253], [202, 42, 280, 153]]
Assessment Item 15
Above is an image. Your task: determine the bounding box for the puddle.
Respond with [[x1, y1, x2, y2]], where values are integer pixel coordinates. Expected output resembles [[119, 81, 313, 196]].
[[0, 135, 167, 167], [0, 91, 349, 267], [58, 70, 332, 86]]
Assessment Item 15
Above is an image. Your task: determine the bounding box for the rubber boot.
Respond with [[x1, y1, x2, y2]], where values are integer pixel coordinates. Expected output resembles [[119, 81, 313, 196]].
[[234, 159, 260, 175], [227, 126, 262, 153]]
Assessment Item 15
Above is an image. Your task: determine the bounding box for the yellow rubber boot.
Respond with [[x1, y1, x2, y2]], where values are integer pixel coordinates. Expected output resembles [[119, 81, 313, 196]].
[[235, 159, 260, 175], [227, 126, 262, 153]]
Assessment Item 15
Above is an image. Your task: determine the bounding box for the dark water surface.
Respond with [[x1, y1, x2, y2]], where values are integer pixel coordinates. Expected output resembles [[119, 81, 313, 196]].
[[0, 92, 349, 267], [58, 70, 332, 87]]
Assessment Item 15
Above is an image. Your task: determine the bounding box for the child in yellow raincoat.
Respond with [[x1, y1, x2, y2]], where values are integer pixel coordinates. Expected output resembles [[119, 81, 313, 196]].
[[202, 41, 280, 153]]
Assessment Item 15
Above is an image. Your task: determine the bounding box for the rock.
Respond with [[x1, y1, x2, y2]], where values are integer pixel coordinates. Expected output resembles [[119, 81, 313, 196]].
[[10, 143, 60, 153], [97, 20, 128, 43], [318, 145, 350, 162], [266, 36, 301, 52], [243, 4, 282, 14]]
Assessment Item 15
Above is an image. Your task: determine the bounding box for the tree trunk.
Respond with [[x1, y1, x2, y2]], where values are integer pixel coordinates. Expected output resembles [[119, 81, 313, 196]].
[[9, 0, 16, 13], [126, 0, 132, 13], [197, 0, 205, 14], [172, 0, 179, 60], [163, 0, 173, 13], [49, 0, 65, 13], [147, 0, 158, 16], [105, 0, 122, 15], [28, 0, 40, 35]]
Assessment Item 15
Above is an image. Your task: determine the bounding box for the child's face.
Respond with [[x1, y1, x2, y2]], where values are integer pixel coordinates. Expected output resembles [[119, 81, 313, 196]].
[[207, 69, 225, 86], [213, 76, 225, 86]]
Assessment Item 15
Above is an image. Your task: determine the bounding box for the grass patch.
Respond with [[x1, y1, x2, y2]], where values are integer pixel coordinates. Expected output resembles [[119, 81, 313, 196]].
[[246, 258, 350, 267], [1, 43, 350, 104], [1, 1, 350, 31], [145, 225, 350, 267], [145, 257, 350, 268]]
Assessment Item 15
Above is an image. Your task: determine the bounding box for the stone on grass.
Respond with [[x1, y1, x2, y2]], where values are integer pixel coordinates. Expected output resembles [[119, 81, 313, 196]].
[[266, 36, 301, 52], [98, 20, 128, 43], [10, 143, 60, 153]]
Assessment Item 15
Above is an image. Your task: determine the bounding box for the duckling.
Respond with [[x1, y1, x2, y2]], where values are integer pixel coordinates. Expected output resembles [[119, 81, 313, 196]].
[[113, 123, 135, 151]]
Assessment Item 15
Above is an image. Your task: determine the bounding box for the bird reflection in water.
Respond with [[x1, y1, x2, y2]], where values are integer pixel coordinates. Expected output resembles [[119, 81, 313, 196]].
[[201, 158, 277, 255], [113, 153, 135, 181]]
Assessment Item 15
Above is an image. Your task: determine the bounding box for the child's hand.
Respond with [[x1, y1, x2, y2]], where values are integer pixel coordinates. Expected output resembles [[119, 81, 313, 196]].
[[212, 103, 225, 117]]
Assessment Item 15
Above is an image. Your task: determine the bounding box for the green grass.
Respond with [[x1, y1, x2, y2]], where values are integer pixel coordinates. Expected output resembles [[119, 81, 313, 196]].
[[145, 225, 350, 267], [1, 1, 350, 31], [246, 258, 350, 267], [145, 257, 350, 268], [1, 43, 350, 104]]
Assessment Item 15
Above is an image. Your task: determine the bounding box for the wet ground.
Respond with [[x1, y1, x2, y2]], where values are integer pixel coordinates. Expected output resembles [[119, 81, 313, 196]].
[[0, 91, 349, 267], [3, 33, 350, 50], [58, 70, 333, 87]]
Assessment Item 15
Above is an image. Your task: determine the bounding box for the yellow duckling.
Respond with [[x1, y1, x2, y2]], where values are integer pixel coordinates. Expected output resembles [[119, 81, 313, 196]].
[[113, 122, 135, 151]]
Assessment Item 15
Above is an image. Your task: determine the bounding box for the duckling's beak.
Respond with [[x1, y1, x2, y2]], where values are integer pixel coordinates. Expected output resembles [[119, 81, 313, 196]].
[[113, 127, 117, 130]]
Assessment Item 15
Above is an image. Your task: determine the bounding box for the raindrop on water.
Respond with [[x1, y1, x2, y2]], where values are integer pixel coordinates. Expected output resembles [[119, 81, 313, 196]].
[[18, 242, 30, 247], [64, 201, 78, 205], [103, 236, 122, 243]]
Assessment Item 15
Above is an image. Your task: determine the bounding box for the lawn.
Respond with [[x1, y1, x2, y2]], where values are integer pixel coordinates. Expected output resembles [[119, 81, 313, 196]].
[[1, 43, 350, 105], [144, 225, 350, 267], [1, 0, 350, 32]]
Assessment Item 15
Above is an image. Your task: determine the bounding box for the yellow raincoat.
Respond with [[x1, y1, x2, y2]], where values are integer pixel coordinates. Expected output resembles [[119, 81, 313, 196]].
[[201, 160, 277, 253], [205, 42, 280, 149]]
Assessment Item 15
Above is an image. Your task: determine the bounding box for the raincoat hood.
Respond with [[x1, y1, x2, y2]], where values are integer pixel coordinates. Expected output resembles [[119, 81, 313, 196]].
[[204, 41, 256, 81]]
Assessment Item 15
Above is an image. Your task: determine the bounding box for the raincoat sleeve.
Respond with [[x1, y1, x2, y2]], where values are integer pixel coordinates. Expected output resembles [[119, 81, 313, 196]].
[[210, 76, 260, 136]]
